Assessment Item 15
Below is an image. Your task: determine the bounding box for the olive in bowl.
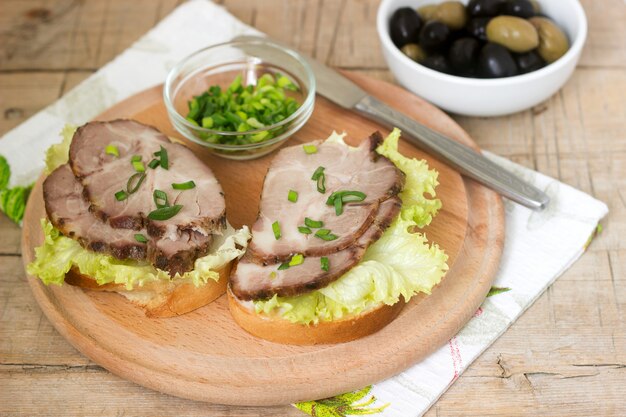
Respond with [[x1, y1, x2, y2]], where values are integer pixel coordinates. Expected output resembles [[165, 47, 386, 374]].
[[377, 0, 587, 116]]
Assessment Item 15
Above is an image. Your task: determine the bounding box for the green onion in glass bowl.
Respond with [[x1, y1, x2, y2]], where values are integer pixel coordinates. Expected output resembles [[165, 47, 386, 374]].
[[164, 39, 316, 160]]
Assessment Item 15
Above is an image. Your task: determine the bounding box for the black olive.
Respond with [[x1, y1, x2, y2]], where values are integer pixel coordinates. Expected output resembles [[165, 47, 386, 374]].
[[419, 21, 450, 52], [466, 17, 491, 41], [467, 0, 503, 17], [514, 50, 545, 73], [448, 37, 481, 74], [421, 54, 452, 74], [477, 43, 518, 78], [503, 0, 535, 18], [390, 8, 423, 47]]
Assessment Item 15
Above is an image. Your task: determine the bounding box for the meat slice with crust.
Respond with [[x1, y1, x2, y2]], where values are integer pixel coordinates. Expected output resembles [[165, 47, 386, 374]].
[[45, 164, 214, 276], [230, 196, 401, 300], [247, 132, 404, 263], [68, 119, 226, 237]]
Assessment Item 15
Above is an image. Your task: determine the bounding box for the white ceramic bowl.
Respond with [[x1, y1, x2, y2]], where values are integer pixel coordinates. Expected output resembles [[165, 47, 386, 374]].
[[377, 0, 587, 116]]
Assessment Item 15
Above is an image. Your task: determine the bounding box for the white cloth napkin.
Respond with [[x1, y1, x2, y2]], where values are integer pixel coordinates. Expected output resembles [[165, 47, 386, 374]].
[[0, 1, 608, 416]]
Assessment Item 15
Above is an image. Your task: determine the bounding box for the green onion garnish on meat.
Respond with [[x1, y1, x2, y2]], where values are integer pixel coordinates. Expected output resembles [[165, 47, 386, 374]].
[[326, 190, 367, 216], [153, 146, 168, 170], [105, 145, 119, 157], [311, 166, 326, 193], [303, 144, 317, 154], [153, 189, 169, 208], [287, 189, 298, 203], [277, 262, 290, 270], [289, 253, 304, 267], [315, 230, 338, 241], [172, 181, 196, 190], [147, 204, 183, 221], [131, 158, 145, 172], [148, 159, 159, 169], [298, 226, 312, 234], [272, 221, 281, 240], [114, 190, 128, 201], [304, 217, 323, 228], [134, 234, 148, 243], [126, 172, 146, 194], [320, 257, 329, 272]]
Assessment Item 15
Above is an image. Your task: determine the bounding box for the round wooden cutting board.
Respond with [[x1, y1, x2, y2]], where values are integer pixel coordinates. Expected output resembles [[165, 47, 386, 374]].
[[22, 72, 504, 406]]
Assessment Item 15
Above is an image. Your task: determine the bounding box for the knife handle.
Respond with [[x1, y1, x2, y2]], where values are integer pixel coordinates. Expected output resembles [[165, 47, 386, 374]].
[[355, 95, 549, 211]]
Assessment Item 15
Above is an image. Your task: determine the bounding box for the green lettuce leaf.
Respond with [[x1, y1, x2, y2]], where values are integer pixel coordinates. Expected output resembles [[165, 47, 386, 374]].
[[27, 218, 251, 289], [254, 128, 448, 324], [0, 155, 9, 190], [45, 124, 77, 174]]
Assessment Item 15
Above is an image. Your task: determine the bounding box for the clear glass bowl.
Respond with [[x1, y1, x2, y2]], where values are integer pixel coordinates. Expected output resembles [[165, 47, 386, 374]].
[[164, 39, 316, 160]]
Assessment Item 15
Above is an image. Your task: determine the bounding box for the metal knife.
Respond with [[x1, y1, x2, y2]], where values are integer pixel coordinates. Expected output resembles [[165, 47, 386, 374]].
[[234, 35, 549, 210]]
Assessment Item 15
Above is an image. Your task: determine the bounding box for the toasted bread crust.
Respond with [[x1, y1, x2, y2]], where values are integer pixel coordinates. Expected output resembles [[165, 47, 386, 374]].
[[65, 263, 231, 318], [227, 288, 404, 345]]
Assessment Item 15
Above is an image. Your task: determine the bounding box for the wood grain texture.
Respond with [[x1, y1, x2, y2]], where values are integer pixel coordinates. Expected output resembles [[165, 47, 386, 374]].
[[1, 0, 624, 415], [20, 73, 504, 405]]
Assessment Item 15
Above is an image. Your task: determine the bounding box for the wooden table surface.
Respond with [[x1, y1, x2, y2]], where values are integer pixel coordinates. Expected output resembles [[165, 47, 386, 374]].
[[0, 0, 624, 416]]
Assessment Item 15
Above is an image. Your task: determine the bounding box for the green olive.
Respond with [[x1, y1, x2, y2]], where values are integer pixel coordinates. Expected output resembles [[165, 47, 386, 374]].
[[486, 16, 539, 53], [433, 1, 467, 30], [529, 0, 541, 14], [529, 17, 570, 63], [416, 4, 438, 21], [401, 43, 427, 63]]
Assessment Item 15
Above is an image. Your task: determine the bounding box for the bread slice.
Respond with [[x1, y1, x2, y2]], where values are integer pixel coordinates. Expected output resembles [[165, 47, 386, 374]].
[[227, 288, 405, 345], [65, 263, 231, 318]]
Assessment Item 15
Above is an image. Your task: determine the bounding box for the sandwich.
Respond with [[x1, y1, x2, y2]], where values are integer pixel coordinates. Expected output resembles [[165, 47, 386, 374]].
[[28, 120, 250, 317], [228, 128, 448, 344]]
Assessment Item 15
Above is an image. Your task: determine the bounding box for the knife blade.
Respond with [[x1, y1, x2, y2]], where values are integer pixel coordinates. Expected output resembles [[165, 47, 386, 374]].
[[233, 35, 549, 210]]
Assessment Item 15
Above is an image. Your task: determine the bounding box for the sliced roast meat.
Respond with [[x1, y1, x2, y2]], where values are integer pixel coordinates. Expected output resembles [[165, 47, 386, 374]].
[[248, 132, 404, 262], [45, 164, 147, 260], [148, 230, 213, 276], [68, 120, 226, 237], [231, 197, 402, 300], [44, 164, 213, 276]]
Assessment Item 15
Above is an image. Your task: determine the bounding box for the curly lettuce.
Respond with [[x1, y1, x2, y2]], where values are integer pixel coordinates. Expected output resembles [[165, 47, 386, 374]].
[[45, 124, 77, 174], [254, 128, 448, 324], [27, 219, 250, 290]]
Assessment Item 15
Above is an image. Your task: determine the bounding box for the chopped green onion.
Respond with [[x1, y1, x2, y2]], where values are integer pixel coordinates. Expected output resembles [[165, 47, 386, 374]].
[[320, 257, 329, 272], [154, 146, 169, 170], [277, 262, 290, 270], [185, 72, 301, 145], [153, 189, 169, 208], [304, 217, 324, 228], [126, 172, 146, 194], [114, 190, 128, 201], [316, 174, 326, 193], [105, 145, 119, 157], [148, 159, 160, 169], [269, 271, 277, 280], [303, 144, 318, 154], [315, 231, 338, 241], [287, 190, 298, 203], [131, 155, 141, 162], [172, 181, 196, 190], [298, 226, 312, 234], [311, 166, 325, 180], [132, 160, 145, 172], [147, 204, 183, 221], [334, 196, 343, 215], [134, 234, 148, 243], [326, 190, 367, 216], [311, 166, 326, 193], [272, 221, 281, 240], [289, 253, 304, 267]]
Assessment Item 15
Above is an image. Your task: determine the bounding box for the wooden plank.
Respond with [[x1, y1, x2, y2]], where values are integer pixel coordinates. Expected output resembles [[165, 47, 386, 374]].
[[0, 0, 624, 414]]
